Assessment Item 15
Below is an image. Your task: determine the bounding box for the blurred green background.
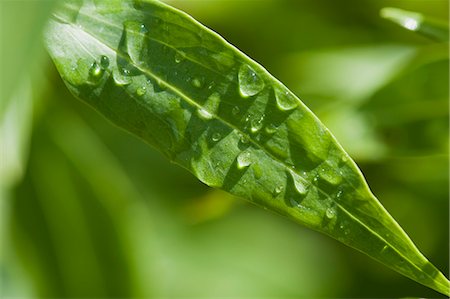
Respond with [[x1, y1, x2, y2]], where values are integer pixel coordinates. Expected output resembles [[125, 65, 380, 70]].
[[1, 0, 448, 298]]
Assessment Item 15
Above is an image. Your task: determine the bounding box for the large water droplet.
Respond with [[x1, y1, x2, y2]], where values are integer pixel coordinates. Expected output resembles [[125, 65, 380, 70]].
[[289, 169, 308, 195], [319, 167, 342, 185], [237, 150, 252, 169], [197, 93, 220, 120], [238, 64, 265, 97], [275, 88, 298, 111]]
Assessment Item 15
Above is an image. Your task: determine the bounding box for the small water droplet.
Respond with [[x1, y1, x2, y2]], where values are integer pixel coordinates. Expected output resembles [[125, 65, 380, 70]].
[[289, 169, 308, 195], [211, 132, 221, 142], [89, 61, 103, 77], [265, 123, 277, 134], [289, 198, 301, 208], [239, 133, 249, 144], [342, 155, 348, 163], [113, 69, 132, 86], [275, 87, 298, 111], [197, 93, 220, 120], [139, 23, 148, 33], [336, 190, 343, 199], [250, 115, 264, 133], [174, 51, 185, 63], [319, 167, 342, 185], [238, 64, 265, 97], [100, 55, 109, 68], [237, 150, 252, 169], [325, 207, 336, 219], [136, 86, 147, 96], [274, 185, 283, 195], [232, 106, 240, 116], [253, 163, 262, 179], [122, 68, 131, 76], [191, 77, 204, 88]]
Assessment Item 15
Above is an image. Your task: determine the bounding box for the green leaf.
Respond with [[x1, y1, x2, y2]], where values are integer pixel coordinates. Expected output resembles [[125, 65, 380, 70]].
[[380, 7, 449, 42], [44, 0, 450, 295]]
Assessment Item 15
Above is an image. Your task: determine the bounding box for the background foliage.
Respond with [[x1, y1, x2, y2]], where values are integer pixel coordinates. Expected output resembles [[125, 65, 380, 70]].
[[1, 0, 448, 298]]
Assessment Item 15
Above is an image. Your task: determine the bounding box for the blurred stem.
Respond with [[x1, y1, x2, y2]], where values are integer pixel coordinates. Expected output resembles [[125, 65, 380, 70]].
[[380, 7, 449, 42]]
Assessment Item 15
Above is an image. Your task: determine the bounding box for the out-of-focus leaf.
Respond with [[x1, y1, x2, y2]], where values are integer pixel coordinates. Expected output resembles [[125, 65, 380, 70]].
[[44, 0, 450, 295], [380, 7, 449, 42], [0, 0, 55, 114]]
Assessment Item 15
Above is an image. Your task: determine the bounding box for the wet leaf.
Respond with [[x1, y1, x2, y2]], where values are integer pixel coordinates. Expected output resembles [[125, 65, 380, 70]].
[[44, 0, 449, 295]]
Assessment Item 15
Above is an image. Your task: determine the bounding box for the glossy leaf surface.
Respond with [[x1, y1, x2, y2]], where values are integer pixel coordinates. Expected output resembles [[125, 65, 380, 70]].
[[44, 0, 450, 295]]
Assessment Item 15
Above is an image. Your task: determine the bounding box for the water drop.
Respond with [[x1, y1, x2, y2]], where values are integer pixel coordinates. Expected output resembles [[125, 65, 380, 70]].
[[139, 23, 148, 33], [237, 150, 252, 169], [239, 133, 249, 145], [113, 69, 132, 86], [325, 207, 336, 219], [289, 198, 301, 208], [250, 115, 264, 133], [336, 190, 343, 199], [174, 51, 185, 63], [122, 68, 131, 76], [100, 55, 109, 68], [319, 167, 342, 185], [211, 132, 221, 142], [197, 93, 220, 120], [89, 61, 103, 78], [253, 163, 262, 179], [232, 106, 240, 116], [342, 155, 348, 163], [265, 123, 277, 135], [238, 64, 265, 97], [273, 185, 283, 195], [191, 77, 204, 88], [136, 86, 146, 96], [275, 88, 298, 111], [289, 169, 308, 195]]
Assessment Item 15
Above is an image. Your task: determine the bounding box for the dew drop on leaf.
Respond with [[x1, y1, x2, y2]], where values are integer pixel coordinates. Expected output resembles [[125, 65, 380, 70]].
[[265, 123, 277, 135], [136, 86, 146, 96], [232, 106, 240, 116], [250, 115, 264, 133], [275, 88, 298, 111], [100, 55, 109, 68], [273, 185, 283, 195], [325, 207, 336, 219], [319, 167, 342, 185], [211, 132, 221, 142], [238, 64, 265, 97], [239, 133, 249, 145], [174, 51, 185, 63], [289, 169, 308, 195], [237, 150, 252, 169], [89, 61, 103, 77], [139, 23, 148, 33], [191, 77, 204, 88], [197, 93, 220, 120], [113, 69, 132, 86], [253, 163, 263, 179]]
